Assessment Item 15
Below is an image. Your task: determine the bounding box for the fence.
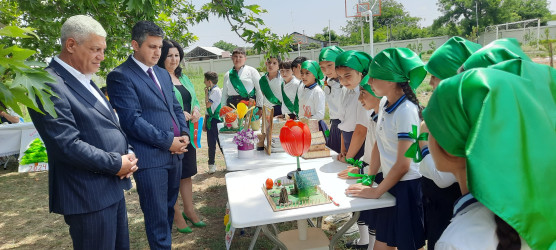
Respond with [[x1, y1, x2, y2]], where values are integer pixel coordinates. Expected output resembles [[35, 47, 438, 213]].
[[184, 25, 556, 74]]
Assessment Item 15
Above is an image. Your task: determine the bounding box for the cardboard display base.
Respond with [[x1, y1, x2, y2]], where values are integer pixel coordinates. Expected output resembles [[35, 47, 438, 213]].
[[277, 228, 330, 250], [263, 183, 331, 212]]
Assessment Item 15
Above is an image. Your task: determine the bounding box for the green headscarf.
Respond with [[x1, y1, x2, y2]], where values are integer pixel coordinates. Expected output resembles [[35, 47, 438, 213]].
[[425, 36, 482, 80], [369, 47, 426, 91], [319, 46, 345, 62], [488, 59, 556, 128], [335, 50, 372, 75], [462, 38, 531, 71], [423, 68, 556, 250], [301, 60, 324, 86]]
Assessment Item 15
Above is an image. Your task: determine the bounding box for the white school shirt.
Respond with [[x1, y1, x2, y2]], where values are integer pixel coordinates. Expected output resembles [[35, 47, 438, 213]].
[[221, 65, 263, 106], [361, 110, 378, 164], [298, 83, 325, 120], [281, 77, 301, 115], [207, 85, 222, 114], [436, 194, 531, 250], [375, 95, 421, 181], [261, 73, 284, 107], [418, 146, 457, 188], [54, 56, 110, 111], [338, 87, 370, 132], [324, 77, 344, 120]]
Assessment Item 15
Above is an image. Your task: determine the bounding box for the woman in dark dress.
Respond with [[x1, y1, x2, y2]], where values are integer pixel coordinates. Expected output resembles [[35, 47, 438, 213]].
[[158, 39, 206, 233]]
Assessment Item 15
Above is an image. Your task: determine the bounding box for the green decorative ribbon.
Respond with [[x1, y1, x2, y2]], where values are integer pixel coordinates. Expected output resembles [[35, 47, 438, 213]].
[[206, 104, 221, 130], [404, 124, 429, 163], [229, 68, 255, 99], [259, 73, 282, 105], [281, 82, 299, 115], [347, 172, 376, 186], [346, 158, 363, 169]]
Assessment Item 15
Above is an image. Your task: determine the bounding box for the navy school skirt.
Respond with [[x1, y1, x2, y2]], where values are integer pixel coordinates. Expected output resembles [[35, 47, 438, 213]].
[[341, 130, 365, 160], [359, 172, 384, 229], [326, 119, 342, 154], [421, 177, 461, 250], [373, 177, 425, 250]]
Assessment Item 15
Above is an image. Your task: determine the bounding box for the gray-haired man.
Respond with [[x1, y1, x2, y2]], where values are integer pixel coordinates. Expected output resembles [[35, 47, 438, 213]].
[[28, 15, 137, 250]]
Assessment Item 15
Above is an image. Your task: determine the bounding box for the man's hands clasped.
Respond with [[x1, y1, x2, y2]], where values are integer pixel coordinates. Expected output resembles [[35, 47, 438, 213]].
[[170, 135, 190, 154], [117, 153, 138, 179]]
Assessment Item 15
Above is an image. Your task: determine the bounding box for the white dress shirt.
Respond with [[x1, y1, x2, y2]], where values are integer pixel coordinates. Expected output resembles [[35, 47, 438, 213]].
[[338, 87, 369, 132], [54, 56, 110, 111], [221, 65, 263, 106], [298, 83, 325, 120], [131, 55, 162, 89], [261, 73, 284, 107], [324, 77, 344, 120], [436, 194, 531, 250], [281, 77, 301, 115]]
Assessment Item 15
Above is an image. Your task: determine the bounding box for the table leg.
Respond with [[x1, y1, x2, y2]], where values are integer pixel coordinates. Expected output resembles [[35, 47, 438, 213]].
[[270, 223, 279, 235], [329, 211, 360, 250], [316, 216, 323, 228], [248, 226, 261, 250], [307, 218, 316, 228], [261, 224, 288, 250]]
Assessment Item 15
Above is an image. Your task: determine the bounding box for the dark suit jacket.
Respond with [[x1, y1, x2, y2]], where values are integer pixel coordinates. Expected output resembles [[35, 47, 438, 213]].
[[29, 59, 132, 215], [106, 56, 188, 169]]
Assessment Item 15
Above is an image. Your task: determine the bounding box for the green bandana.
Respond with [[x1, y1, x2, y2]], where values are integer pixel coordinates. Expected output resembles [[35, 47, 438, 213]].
[[423, 68, 556, 250], [462, 38, 531, 71], [319, 45, 345, 62], [425, 36, 482, 80], [369, 48, 426, 91], [359, 74, 379, 98], [259, 73, 282, 105], [301, 60, 324, 86], [335, 50, 372, 75], [489, 59, 556, 127]]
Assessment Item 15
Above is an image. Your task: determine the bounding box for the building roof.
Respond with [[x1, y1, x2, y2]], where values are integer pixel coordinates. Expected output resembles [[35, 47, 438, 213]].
[[185, 46, 229, 59]]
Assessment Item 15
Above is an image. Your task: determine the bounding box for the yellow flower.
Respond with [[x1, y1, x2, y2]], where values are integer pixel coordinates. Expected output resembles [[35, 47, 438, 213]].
[[237, 102, 248, 119]]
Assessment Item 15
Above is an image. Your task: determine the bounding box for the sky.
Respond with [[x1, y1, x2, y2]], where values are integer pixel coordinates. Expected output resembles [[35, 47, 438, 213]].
[[186, 0, 556, 50]]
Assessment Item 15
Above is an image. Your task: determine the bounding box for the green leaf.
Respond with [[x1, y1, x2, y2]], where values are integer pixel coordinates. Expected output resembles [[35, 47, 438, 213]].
[[12, 71, 58, 117], [0, 26, 38, 39]]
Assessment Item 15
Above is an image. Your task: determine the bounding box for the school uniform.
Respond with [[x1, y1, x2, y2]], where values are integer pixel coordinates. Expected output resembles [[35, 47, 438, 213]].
[[324, 77, 344, 153], [419, 149, 461, 250], [206, 85, 223, 166], [298, 82, 325, 120], [260, 73, 283, 116], [221, 65, 263, 108], [281, 77, 301, 119], [338, 87, 369, 160], [435, 193, 531, 250], [374, 95, 425, 250]]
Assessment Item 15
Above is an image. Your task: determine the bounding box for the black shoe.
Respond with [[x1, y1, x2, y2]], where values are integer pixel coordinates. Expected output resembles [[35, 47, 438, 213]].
[[345, 239, 368, 249]]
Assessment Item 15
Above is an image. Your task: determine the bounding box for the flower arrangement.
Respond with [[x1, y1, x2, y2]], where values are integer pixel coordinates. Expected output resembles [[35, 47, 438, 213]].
[[233, 128, 258, 147]]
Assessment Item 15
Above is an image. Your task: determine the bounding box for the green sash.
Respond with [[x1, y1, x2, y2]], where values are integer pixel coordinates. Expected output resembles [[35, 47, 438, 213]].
[[281, 81, 298, 115], [229, 68, 255, 99], [206, 104, 221, 130], [259, 73, 282, 105]]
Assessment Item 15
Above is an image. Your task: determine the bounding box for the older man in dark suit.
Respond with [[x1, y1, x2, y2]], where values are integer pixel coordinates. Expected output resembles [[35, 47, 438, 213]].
[[106, 21, 189, 249], [28, 15, 138, 250]]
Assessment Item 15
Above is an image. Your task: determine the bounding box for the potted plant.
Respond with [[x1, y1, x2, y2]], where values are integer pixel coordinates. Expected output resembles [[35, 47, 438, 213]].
[[233, 128, 258, 158]]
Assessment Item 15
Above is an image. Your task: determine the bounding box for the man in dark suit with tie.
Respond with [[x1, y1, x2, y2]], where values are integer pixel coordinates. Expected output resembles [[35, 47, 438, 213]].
[[28, 15, 138, 250], [106, 21, 190, 249]]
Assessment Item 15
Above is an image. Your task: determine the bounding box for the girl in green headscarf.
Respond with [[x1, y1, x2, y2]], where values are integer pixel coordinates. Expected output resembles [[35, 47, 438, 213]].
[[420, 36, 480, 249], [298, 60, 326, 120], [346, 47, 427, 250], [319, 45, 345, 154], [423, 67, 556, 249], [334, 50, 374, 249], [334, 50, 373, 163]]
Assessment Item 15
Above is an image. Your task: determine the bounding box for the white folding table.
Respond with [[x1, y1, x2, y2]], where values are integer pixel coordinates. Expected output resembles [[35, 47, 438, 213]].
[[225, 160, 395, 249]]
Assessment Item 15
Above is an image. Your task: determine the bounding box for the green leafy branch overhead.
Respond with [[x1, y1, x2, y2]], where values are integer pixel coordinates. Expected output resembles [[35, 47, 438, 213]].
[[0, 26, 57, 117]]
